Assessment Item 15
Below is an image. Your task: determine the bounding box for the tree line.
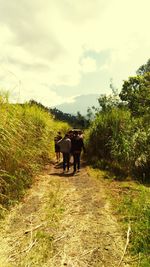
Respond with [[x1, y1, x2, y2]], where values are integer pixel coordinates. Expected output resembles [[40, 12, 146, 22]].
[[29, 100, 88, 129]]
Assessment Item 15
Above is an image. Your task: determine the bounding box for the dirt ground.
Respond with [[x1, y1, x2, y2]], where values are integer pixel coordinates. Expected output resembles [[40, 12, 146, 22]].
[[0, 162, 130, 267]]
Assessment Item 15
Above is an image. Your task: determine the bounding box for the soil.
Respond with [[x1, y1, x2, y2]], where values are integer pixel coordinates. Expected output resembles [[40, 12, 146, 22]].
[[0, 162, 130, 267]]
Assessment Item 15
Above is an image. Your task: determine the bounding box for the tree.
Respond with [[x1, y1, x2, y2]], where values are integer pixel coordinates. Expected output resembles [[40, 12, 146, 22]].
[[76, 111, 86, 128], [136, 58, 150, 75], [119, 72, 150, 116]]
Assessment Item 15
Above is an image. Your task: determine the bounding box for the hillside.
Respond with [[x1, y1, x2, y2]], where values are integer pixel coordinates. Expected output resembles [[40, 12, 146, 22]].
[[55, 94, 99, 115]]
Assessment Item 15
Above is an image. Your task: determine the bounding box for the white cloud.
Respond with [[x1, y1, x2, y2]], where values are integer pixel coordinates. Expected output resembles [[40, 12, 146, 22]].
[[80, 57, 97, 73], [9, 80, 74, 107], [0, 0, 150, 106]]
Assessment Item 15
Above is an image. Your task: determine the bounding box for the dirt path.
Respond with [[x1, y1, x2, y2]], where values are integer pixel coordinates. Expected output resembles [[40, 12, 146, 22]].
[[0, 163, 129, 267]]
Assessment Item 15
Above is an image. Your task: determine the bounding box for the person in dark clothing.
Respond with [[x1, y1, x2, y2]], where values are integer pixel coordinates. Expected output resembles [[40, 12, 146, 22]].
[[68, 130, 74, 163], [54, 131, 62, 162], [71, 131, 85, 174], [57, 134, 71, 173]]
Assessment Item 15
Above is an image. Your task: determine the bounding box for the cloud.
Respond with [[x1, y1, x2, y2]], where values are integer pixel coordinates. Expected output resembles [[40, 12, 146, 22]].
[[58, 0, 107, 23], [9, 81, 73, 107], [80, 57, 97, 73], [0, 0, 150, 106]]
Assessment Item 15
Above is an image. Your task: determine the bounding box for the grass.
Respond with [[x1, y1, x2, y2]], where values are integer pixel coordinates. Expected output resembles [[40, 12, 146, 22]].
[[0, 92, 69, 215], [88, 167, 150, 266], [117, 185, 150, 266], [0, 174, 65, 267], [18, 186, 63, 266]]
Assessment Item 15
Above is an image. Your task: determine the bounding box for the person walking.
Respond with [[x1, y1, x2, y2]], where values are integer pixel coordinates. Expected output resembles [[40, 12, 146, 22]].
[[71, 131, 85, 174], [54, 131, 62, 163], [57, 134, 71, 173]]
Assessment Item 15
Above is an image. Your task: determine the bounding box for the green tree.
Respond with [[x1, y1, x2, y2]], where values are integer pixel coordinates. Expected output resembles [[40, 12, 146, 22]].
[[119, 73, 150, 116], [136, 58, 150, 75]]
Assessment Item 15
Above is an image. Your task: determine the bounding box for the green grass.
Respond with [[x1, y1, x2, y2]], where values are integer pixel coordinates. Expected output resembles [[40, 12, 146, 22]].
[[0, 92, 69, 215], [117, 185, 150, 266], [88, 167, 150, 266], [85, 107, 150, 182]]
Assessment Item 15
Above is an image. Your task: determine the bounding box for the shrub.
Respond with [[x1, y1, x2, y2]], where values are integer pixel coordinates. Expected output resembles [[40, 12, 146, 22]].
[[85, 108, 150, 181]]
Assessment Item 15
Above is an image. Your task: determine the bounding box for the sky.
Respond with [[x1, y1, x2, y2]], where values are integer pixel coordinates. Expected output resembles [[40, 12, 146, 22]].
[[0, 0, 150, 107]]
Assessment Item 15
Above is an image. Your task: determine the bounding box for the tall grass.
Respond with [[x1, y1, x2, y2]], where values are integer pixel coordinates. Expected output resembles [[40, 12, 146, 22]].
[[85, 108, 150, 180], [0, 93, 69, 214]]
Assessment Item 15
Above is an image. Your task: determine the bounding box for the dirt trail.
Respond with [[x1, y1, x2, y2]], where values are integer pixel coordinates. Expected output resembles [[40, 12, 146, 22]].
[[0, 164, 129, 267]]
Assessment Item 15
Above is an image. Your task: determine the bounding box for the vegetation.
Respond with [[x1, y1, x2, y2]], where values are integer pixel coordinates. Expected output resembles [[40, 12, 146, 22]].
[[89, 167, 150, 266], [85, 59, 150, 182], [118, 184, 150, 266], [29, 100, 89, 128], [0, 93, 69, 216], [85, 59, 150, 265], [1, 58, 150, 264]]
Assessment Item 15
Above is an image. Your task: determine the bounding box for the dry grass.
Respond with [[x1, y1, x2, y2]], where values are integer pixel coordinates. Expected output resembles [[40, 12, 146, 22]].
[[0, 92, 69, 214]]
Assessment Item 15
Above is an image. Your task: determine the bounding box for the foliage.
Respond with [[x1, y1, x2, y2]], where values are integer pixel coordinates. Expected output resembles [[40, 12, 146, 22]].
[[29, 100, 88, 128], [86, 107, 150, 180], [118, 185, 150, 266], [85, 108, 132, 163], [119, 73, 150, 116], [85, 59, 150, 181], [85, 59, 150, 264], [98, 93, 120, 113], [136, 58, 150, 75], [0, 93, 68, 214]]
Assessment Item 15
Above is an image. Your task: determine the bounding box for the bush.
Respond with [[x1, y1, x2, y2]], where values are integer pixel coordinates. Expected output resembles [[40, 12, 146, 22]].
[[85, 108, 132, 162], [85, 108, 150, 181]]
